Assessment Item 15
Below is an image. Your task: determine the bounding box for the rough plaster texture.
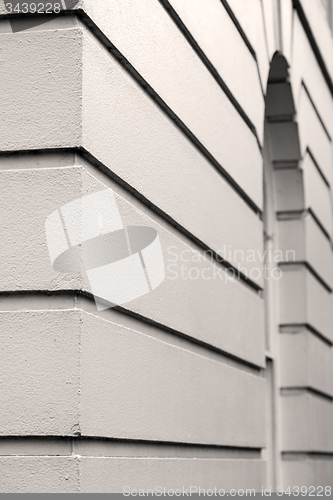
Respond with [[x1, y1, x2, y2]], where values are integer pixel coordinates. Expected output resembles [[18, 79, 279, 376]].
[[0, 311, 80, 436], [166, 0, 264, 140], [80, 311, 265, 446], [0, 160, 265, 366], [0, 456, 266, 493], [0, 28, 82, 149], [0, 23, 264, 285], [1, 0, 333, 491], [0, 457, 80, 493], [78, 0, 264, 207], [0, 309, 265, 447]]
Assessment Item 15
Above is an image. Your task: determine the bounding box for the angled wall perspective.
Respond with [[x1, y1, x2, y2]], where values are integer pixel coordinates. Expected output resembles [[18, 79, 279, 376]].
[[0, 0, 332, 493]]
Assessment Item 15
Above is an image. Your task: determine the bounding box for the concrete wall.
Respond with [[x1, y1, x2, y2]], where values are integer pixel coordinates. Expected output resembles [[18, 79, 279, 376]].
[[0, 0, 332, 493]]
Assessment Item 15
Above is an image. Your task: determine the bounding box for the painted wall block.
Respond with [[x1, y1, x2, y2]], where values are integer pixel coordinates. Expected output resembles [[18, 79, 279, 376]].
[[281, 393, 333, 452], [278, 214, 333, 288], [291, 15, 333, 138], [0, 310, 81, 436], [224, 0, 269, 90], [303, 152, 333, 238], [280, 329, 333, 396], [80, 311, 266, 447], [298, 87, 332, 185], [167, 0, 264, 140], [279, 265, 333, 342], [0, 309, 266, 445], [79, 457, 266, 493], [282, 459, 333, 488], [0, 457, 79, 493], [0, 160, 265, 366], [299, 0, 333, 84], [266, 122, 301, 163], [0, 25, 264, 283]]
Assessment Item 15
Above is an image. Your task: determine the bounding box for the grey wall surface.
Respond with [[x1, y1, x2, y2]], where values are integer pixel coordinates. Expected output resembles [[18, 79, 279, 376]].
[[0, 0, 333, 493]]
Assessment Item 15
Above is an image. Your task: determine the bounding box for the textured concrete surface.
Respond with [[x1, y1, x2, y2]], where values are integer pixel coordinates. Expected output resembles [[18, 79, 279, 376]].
[[225, 0, 269, 88], [0, 159, 265, 366], [79, 458, 266, 493], [0, 311, 80, 436], [0, 457, 80, 493], [279, 266, 333, 342], [0, 308, 265, 445], [281, 394, 333, 452], [79, 0, 264, 207], [291, 14, 333, 136], [0, 0, 333, 491], [167, 0, 264, 139], [278, 215, 333, 288], [298, 87, 332, 185], [0, 22, 264, 284], [80, 311, 265, 446], [280, 329, 333, 396]]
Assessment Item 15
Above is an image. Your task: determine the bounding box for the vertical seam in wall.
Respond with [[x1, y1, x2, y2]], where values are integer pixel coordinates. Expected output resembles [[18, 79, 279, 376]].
[[80, 28, 84, 149], [275, 0, 284, 54], [77, 165, 83, 493], [260, 0, 271, 65], [77, 308, 83, 493], [290, 7, 295, 68]]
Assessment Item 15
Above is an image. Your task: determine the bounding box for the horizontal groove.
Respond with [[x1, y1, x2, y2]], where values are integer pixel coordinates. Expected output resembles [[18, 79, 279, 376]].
[[277, 207, 331, 242], [0, 290, 264, 375], [280, 323, 333, 346], [302, 82, 332, 142], [268, 77, 289, 84], [0, 437, 262, 459], [266, 114, 295, 123], [292, 0, 333, 98], [276, 209, 307, 220], [283, 451, 333, 461], [279, 261, 332, 293], [73, 10, 262, 216], [219, 0, 257, 60], [281, 387, 333, 402], [0, 11, 262, 216], [79, 147, 263, 295], [308, 208, 332, 242], [306, 147, 331, 188], [0, 147, 262, 296], [273, 160, 300, 169], [158, 0, 260, 144]]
